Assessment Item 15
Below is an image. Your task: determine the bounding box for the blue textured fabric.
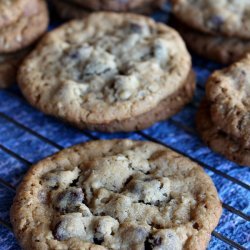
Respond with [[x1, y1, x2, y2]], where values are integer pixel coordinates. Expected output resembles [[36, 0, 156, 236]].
[[0, 3, 249, 250]]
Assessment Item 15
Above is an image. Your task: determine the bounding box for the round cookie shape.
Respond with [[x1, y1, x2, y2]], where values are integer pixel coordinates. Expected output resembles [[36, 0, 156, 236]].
[[70, 0, 153, 11], [206, 54, 250, 148], [18, 12, 192, 132], [172, 0, 250, 39], [0, 0, 49, 53], [0, 48, 30, 88], [173, 20, 250, 64], [0, 0, 34, 29], [11, 140, 222, 250], [196, 100, 250, 166]]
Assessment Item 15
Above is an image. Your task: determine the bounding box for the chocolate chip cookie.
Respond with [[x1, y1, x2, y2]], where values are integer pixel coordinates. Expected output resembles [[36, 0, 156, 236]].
[[18, 12, 194, 132], [0, 0, 49, 53], [11, 140, 222, 250], [52, 0, 165, 20], [172, 0, 250, 39], [174, 20, 250, 64], [206, 54, 250, 148], [197, 100, 250, 166]]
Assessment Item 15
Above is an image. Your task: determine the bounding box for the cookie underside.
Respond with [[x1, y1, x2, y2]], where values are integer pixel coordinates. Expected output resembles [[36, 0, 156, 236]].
[[173, 19, 250, 64], [52, 0, 164, 20], [196, 100, 250, 166]]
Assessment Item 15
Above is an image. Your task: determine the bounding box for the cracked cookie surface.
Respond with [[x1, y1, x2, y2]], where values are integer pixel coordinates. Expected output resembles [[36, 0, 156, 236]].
[[11, 140, 222, 250], [18, 12, 192, 132], [206, 54, 250, 148], [0, 0, 49, 53], [172, 0, 250, 39]]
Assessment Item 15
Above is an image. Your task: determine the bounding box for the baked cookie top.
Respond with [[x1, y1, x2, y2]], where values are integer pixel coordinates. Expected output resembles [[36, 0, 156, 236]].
[[18, 12, 191, 125], [172, 0, 250, 39], [11, 140, 222, 250], [206, 54, 250, 148], [0, 0, 33, 29], [0, 0, 49, 53]]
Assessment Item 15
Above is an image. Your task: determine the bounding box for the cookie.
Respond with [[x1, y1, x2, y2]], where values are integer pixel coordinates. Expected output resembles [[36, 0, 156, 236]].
[[0, 0, 49, 53], [18, 12, 193, 132], [173, 20, 250, 64], [72, 70, 195, 132], [0, 48, 30, 88], [172, 0, 250, 39], [206, 54, 250, 148], [0, 0, 31, 29], [52, 0, 164, 20], [11, 139, 222, 250], [70, 0, 157, 11], [196, 100, 250, 166]]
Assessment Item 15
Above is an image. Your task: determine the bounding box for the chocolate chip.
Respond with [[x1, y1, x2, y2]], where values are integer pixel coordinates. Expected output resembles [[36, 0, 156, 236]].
[[144, 235, 162, 249], [129, 22, 143, 34], [130, 182, 141, 194], [144, 177, 153, 182], [123, 176, 133, 186], [193, 222, 200, 230], [55, 187, 84, 213], [70, 177, 79, 187], [93, 236, 104, 245], [209, 15, 224, 30], [69, 51, 79, 60], [145, 230, 181, 249], [53, 221, 67, 241], [152, 236, 162, 246]]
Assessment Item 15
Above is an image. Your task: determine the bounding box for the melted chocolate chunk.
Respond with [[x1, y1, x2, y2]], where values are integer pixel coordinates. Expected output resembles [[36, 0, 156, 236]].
[[129, 22, 143, 34], [55, 187, 84, 213], [209, 15, 224, 30], [69, 51, 80, 60], [93, 236, 104, 245], [53, 221, 67, 241], [145, 234, 162, 250]]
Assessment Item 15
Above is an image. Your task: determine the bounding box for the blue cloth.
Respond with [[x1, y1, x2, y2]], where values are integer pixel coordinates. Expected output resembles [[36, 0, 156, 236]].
[[0, 3, 249, 250]]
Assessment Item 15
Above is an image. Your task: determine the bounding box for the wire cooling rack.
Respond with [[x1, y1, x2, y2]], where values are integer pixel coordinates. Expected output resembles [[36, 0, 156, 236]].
[[0, 3, 249, 250]]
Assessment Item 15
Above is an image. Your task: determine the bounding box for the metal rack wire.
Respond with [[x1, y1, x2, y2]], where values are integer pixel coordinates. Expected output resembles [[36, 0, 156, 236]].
[[0, 4, 249, 249], [0, 86, 249, 250]]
